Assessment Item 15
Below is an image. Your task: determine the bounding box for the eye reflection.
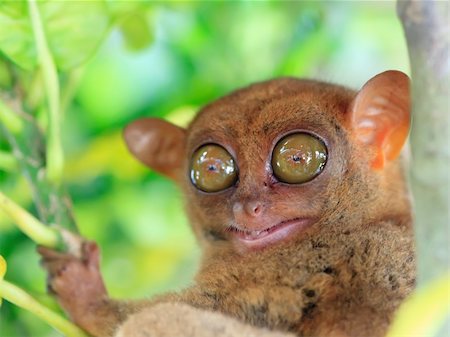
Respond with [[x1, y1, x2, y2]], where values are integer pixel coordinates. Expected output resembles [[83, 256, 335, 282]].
[[272, 133, 327, 184], [190, 144, 237, 192]]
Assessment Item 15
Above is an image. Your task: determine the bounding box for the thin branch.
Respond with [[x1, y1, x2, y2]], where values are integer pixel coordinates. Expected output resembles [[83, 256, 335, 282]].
[[0, 93, 78, 233], [60, 67, 85, 118], [0, 191, 62, 248], [26, 68, 44, 110], [28, 0, 64, 186], [0, 257, 89, 337]]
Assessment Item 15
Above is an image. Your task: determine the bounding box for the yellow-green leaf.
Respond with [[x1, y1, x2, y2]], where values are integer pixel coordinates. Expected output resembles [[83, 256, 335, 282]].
[[0, 1, 110, 71], [0, 255, 6, 307], [387, 271, 450, 337]]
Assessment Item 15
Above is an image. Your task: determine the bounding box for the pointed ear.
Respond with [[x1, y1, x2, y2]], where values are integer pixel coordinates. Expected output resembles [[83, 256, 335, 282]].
[[349, 70, 411, 170], [123, 118, 186, 180]]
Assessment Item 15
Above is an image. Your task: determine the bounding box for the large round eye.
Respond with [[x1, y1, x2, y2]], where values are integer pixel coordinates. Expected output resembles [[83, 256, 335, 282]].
[[190, 144, 237, 192], [272, 133, 327, 184]]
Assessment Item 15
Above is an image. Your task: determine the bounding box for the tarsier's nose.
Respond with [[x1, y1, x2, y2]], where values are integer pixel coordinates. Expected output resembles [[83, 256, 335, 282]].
[[233, 200, 264, 219]]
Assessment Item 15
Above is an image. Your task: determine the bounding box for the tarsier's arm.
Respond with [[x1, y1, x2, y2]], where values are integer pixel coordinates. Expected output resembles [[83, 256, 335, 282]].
[[38, 239, 145, 337], [39, 237, 294, 337]]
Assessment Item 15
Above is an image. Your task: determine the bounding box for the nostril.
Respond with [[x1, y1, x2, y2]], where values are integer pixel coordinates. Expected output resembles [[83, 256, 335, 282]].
[[246, 201, 263, 217], [253, 205, 261, 215]]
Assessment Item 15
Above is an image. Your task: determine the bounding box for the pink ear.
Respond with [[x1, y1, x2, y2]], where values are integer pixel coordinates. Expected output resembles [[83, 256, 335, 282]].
[[350, 70, 411, 170], [123, 118, 186, 180]]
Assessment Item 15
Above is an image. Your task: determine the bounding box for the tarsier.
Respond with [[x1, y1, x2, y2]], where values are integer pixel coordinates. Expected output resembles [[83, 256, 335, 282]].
[[39, 70, 415, 337]]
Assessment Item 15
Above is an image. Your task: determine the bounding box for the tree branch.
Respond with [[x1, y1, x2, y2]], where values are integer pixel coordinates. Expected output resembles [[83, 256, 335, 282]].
[[397, 0, 449, 284]]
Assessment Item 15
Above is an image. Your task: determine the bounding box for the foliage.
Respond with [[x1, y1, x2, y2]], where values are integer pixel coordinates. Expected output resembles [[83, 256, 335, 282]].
[[386, 271, 450, 337], [0, 2, 409, 336]]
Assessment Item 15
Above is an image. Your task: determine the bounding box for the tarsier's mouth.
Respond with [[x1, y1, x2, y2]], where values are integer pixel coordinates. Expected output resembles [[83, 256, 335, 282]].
[[226, 218, 314, 250]]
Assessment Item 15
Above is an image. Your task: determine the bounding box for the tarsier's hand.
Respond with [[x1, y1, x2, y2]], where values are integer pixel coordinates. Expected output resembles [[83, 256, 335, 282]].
[[37, 231, 108, 327]]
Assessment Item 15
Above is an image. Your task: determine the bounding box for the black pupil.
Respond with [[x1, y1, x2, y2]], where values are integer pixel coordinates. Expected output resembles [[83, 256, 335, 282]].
[[207, 165, 217, 171], [292, 155, 301, 162]]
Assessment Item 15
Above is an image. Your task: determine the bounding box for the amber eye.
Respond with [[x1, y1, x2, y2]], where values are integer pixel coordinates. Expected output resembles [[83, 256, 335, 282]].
[[190, 144, 237, 192], [272, 133, 327, 184]]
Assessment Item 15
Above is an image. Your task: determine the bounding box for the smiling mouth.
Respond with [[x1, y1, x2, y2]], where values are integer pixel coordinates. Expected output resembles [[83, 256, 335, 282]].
[[226, 218, 314, 250]]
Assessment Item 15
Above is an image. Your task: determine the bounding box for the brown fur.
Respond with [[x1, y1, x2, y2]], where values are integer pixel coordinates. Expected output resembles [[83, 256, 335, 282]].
[[39, 74, 415, 337], [116, 303, 295, 337]]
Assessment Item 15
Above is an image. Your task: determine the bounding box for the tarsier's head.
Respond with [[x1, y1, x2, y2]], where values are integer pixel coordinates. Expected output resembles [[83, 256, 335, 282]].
[[124, 71, 411, 255]]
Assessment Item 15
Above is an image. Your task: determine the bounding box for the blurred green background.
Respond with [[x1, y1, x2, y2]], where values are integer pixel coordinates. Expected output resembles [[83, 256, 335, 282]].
[[0, 1, 408, 336]]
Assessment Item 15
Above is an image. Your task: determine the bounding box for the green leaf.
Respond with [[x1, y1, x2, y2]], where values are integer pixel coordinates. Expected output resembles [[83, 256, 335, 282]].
[[106, 1, 151, 20], [105, 1, 154, 51], [0, 59, 12, 88], [119, 13, 153, 51], [0, 1, 34, 70], [0, 1, 110, 71]]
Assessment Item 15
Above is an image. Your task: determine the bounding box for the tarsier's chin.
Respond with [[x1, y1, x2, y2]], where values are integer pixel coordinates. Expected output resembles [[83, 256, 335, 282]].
[[40, 70, 415, 337]]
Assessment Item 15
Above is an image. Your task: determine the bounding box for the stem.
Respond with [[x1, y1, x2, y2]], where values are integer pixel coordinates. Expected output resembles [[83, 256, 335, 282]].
[[60, 67, 85, 118], [0, 191, 62, 248], [0, 98, 23, 134], [28, 0, 64, 187], [0, 150, 18, 172], [0, 101, 78, 233], [26, 68, 44, 110], [0, 280, 90, 337]]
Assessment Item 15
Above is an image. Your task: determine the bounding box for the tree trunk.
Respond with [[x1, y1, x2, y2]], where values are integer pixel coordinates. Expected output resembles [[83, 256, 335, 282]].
[[397, 0, 449, 285]]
